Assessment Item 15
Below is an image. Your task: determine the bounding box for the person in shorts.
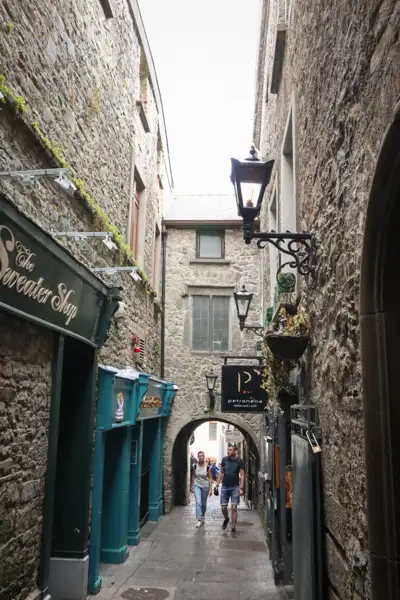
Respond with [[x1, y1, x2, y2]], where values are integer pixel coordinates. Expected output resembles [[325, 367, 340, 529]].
[[215, 445, 245, 534]]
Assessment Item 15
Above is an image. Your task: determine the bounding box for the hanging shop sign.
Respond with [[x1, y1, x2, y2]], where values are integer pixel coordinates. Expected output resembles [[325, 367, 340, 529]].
[[221, 365, 268, 413], [139, 383, 162, 418], [0, 197, 118, 346]]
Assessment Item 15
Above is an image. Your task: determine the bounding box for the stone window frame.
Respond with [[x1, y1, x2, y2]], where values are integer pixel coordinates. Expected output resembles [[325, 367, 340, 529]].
[[279, 97, 299, 292], [127, 156, 147, 269], [268, 179, 280, 304], [152, 221, 161, 295], [195, 229, 225, 260], [188, 288, 233, 354]]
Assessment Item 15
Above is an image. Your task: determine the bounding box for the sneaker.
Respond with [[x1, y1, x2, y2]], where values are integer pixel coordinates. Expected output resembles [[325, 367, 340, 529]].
[[196, 520, 202, 528], [231, 526, 237, 535], [222, 518, 229, 531]]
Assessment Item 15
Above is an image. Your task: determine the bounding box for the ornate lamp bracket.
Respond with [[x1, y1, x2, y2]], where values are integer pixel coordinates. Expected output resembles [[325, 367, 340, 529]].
[[244, 224, 316, 280], [243, 325, 264, 337]]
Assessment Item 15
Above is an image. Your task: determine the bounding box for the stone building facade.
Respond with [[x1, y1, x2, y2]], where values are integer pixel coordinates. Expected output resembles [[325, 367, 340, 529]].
[[162, 194, 264, 512], [252, 1, 400, 599], [0, 1, 172, 599]]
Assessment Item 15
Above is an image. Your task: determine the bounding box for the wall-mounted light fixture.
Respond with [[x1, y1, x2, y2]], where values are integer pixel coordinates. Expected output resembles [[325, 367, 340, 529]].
[[230, 146, 316, 280], [233, 284, 263, 337], [0, 168, 77, 196], [205, 369, 218, 410], [92, 266, 142, 282]]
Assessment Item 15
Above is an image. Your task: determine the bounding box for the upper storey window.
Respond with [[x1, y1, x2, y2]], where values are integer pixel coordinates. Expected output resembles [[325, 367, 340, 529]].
[[196, 231, 224, 259]]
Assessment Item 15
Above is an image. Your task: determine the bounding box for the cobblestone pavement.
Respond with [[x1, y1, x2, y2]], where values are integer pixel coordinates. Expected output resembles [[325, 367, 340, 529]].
[[92, 495, 283, 600]]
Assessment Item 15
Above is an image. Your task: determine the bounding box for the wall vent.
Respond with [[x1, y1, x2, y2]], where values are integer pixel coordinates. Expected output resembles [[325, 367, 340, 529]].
[[138, 338, 146, 365]]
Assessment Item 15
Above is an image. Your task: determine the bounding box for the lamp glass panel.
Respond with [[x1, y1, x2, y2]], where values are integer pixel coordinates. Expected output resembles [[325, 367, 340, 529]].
[[206, 373, 217, 391], [236, 295, 251, 318], [240, 182, 262, 207]]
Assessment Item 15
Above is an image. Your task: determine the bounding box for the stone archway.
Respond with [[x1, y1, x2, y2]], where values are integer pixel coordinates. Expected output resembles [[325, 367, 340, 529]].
[[360, 101, 400, 600], [163, 414, 261, 513]]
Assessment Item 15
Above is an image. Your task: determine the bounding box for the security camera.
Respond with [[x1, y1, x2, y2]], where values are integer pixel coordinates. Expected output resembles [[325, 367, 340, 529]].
[[54, 174, 77, 197], [114, 301, 126, 320], [102, 235, 118, 252], [130, 270, 142, 282], [264, 435, 273, 443]]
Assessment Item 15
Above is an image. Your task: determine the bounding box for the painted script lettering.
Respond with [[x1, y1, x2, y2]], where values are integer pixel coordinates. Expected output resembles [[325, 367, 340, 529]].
[[0, 225, 79, 326]]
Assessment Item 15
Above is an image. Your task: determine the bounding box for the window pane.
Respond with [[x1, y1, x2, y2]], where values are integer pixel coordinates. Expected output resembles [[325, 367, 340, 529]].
[[212, 297, 230, 351], [209, 422, 217, 441], [192, 296, 210, 350], [199, 234, 222, 258]]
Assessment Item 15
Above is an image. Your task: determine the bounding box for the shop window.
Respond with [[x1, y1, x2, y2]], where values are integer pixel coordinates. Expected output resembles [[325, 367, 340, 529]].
[[209, 422, 217, 441], [196, 231, 224, 259], [191, 295, 230, 352], [129, 171, 145, 259]]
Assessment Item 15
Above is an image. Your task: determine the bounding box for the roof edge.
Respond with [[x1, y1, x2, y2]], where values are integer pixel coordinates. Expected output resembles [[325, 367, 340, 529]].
[[163, 219, 244, 229]]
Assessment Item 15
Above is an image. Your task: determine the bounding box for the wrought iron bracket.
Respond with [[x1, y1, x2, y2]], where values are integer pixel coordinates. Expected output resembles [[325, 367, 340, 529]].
[[243, 222, 316, 279], [243, 325, 264, 337]]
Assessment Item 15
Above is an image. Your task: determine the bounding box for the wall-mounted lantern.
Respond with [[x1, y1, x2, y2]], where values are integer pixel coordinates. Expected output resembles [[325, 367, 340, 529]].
[[233, 284, 263, 337], [205, 370, 218, 410], [230, 145, 316, 280]]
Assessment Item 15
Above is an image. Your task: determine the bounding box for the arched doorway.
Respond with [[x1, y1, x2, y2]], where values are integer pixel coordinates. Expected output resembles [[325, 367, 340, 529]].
[[168, 417, 260, 510], [360, 101, 400, 600]]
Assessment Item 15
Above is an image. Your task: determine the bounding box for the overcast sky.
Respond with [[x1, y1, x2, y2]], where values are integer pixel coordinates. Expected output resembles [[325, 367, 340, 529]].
[[138, 0, 261, 194]]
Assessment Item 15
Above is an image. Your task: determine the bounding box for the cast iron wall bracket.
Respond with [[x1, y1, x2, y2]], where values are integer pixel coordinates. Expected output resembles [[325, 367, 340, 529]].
[[243, 220, 316, 281]]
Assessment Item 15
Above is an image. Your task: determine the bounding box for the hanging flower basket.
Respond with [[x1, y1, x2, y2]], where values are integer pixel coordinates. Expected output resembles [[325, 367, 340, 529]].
[[265, 333, 309, 360]]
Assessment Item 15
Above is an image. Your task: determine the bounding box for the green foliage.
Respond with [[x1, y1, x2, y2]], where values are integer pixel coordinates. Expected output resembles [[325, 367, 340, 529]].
[[1, 75, 155, 294], [264, 306, 273, 326], [259, 342, 296, 402], [284, 303, 311, 336], [4, 21, 14, 34], [0, 74, 26, 113], [277, 272, 296, 294]]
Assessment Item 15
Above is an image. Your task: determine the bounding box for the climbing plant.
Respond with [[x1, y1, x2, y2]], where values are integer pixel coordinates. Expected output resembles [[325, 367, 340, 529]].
[[0, 74, 155, 294]]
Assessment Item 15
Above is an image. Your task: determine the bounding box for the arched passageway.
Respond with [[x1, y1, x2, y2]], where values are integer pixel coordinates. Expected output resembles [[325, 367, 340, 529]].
[[360, 101, 400, 600], [168, 417, 260, 511]]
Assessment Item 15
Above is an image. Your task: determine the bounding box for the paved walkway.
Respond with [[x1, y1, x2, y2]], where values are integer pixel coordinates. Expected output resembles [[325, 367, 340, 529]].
[[92, 495, 282, 600]]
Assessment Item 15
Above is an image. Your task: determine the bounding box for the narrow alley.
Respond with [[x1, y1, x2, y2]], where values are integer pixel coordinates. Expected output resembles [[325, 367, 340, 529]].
[[92, 495, 282, 600]]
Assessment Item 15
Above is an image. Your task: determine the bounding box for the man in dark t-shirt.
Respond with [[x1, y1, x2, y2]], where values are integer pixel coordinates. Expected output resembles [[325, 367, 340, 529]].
[[215, 445, 245, 534]]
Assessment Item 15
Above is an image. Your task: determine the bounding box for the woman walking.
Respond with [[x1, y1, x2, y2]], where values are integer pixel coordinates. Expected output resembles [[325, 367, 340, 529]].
[[193, 451, 213, 528]]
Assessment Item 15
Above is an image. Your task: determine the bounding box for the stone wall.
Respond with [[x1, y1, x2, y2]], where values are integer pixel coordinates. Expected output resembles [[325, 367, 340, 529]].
[[163, 226, 264, 511], [254, 0, 400, 598], [0, 312, 53, 600], [0, 0, 170, 375], [0, 2, 171, 598]]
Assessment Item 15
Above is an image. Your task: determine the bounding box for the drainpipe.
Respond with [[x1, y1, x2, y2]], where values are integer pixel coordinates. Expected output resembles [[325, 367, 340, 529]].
[[160, 224, 167, 379]]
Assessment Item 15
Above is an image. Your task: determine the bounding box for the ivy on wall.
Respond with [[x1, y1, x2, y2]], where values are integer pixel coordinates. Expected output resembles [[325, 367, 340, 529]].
[[0, 74, 156, 296]]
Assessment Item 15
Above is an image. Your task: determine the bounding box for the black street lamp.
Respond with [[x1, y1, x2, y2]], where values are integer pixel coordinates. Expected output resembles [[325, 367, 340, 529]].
[[233, 284, 263, 337], [205, 370, 218, 410], [231, 145, 316, 279]]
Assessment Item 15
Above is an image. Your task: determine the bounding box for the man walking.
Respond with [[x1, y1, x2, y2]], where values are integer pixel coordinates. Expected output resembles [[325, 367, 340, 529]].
[[215, 445, 245, 534]]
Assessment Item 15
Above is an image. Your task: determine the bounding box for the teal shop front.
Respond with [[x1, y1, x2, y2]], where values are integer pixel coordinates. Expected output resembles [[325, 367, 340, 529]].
[[88, 367, 176, 595]]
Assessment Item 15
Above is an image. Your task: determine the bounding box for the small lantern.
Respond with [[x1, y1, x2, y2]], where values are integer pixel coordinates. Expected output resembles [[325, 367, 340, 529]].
[[230, 146, 274, 242], [205, 370, 218, 393], [233, 284, 253, 331]]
